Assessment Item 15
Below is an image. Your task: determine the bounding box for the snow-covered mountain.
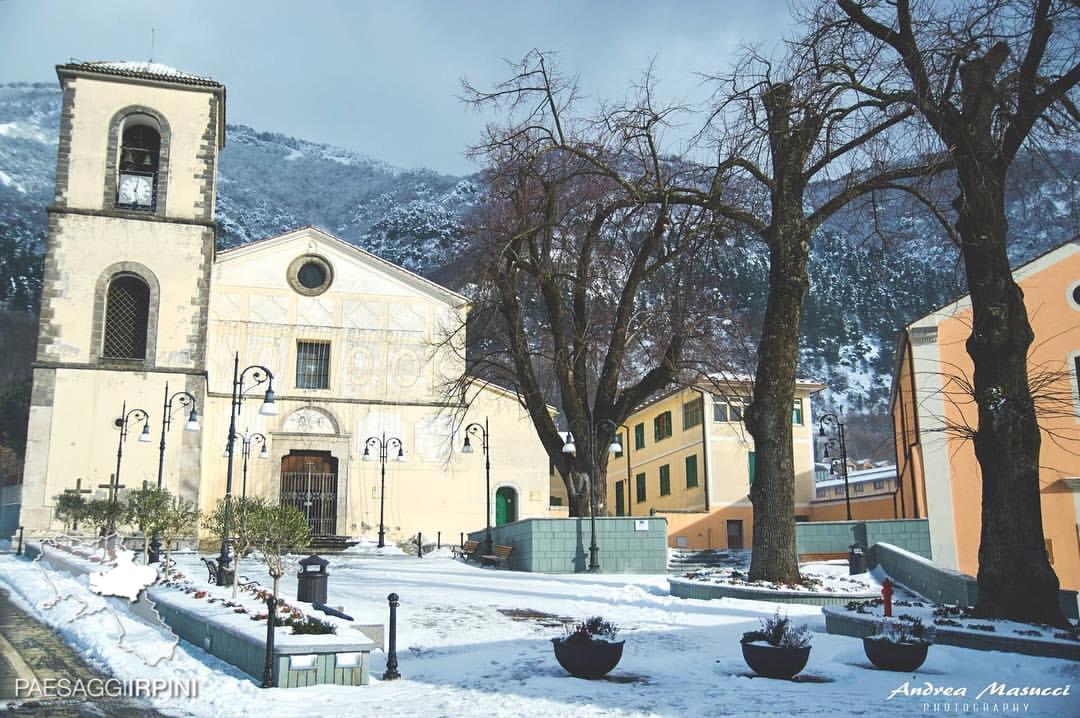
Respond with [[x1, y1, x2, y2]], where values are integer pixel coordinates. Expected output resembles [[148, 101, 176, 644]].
[[1, 82, 1077, 451], [0, 83, 479, 275]]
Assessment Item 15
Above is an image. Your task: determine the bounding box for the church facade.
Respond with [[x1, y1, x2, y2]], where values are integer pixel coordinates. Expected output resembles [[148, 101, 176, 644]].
[[18, 61, 550, 544]]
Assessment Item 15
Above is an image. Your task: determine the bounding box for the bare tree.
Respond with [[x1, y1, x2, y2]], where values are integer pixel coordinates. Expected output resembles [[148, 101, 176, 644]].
[[701, 31, 941, 582], [838, 0, 1079, 626], [451, 52, 725, 517]]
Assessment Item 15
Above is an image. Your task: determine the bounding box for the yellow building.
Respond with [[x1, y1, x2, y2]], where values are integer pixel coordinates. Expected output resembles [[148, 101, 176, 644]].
[[809, 464, 902, 522], [18, 61, 550, 545], [604, 381, 823, 549]]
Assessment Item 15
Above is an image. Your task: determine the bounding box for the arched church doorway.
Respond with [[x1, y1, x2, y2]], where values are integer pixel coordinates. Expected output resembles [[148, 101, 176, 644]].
[[280, 450, 338, 536], [495, 486, 517, 526]]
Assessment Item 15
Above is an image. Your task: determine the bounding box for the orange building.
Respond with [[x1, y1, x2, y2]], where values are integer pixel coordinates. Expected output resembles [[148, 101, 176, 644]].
[[890, 240, 1080, 590]]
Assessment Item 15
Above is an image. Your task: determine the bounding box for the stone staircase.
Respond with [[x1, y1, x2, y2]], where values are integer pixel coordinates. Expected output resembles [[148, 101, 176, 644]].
[[667, 548, 750, 574], [309, 535, 359, 553]]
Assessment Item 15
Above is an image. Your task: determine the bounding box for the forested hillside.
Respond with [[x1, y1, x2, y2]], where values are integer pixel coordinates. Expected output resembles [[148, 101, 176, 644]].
[[1, 82, 1076, 459]]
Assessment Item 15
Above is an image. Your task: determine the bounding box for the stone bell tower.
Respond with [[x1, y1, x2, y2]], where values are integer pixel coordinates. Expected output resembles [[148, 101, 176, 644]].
[[19, 61, 226, 531]]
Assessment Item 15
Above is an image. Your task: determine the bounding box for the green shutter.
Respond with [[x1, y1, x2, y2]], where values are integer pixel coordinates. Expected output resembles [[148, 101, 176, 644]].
[[748, 451, 756, 485], [635, 473, 646, 502], [685, 454, 698, 488], [659, 465, 671, 496], [634, 423, 645, 450]]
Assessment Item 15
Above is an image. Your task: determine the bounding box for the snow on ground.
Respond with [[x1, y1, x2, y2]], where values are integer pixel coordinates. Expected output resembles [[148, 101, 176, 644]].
[[2, 550, 1078, 717], [682, 560, 880, 594]]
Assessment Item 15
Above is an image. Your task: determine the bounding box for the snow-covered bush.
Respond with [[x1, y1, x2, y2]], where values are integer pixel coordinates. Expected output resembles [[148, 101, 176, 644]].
[[741, 610, 812, 648], [870, 618, 934, 645], [559, 616, 620, 644]]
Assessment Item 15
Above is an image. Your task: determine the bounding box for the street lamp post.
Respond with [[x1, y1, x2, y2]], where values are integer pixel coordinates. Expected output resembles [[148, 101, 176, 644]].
[[600, 419, 631, 517], [220, 352, 277, 586], [151, 382, 201, 562], [363, 433, 404, 549], [819, 412, 852, 521], [462, 418, 492, 554], [109, 401, 152, 534], [235, 431, 268, 500], [562, 419, 623, 573]]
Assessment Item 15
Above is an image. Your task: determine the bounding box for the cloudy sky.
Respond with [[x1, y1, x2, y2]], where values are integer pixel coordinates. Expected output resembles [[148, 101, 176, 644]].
[[0, 0, 796, 175]]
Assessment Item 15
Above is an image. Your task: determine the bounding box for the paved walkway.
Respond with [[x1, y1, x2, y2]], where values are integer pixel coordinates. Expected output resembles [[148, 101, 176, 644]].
[[0, 587, 167, 716]]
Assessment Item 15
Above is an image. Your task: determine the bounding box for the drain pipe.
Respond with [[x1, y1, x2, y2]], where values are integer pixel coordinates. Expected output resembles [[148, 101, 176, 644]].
[[699, 389, 710, 512]]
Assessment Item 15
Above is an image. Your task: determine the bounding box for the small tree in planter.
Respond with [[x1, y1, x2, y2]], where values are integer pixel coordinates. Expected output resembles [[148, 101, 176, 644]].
[[53, 492, 88, 533], [159, 496, 200, 579], [204, 496, 268, 599], [551, 617, 625, 679], [863, 618, 934, 672], [126, 486, 172, 565], [84, 498, 128, 556], [740, 611, 813, 679], [249, 503, 310, 619]]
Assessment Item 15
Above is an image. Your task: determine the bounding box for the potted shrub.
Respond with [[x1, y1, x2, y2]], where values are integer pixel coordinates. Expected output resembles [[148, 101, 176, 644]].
[[551, 617, 624, 679], [740, 611, 812, 679], [863, 618, 933, 672]]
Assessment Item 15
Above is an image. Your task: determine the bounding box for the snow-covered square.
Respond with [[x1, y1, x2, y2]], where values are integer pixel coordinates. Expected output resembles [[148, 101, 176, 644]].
[[2, 546, 1077, 717]]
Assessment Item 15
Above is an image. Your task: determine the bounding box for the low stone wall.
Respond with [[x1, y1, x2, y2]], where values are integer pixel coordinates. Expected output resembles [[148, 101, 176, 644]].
[[867, 542, 1079, 621], [669, 578, 878, 606], [468, 517, 667, 573], [795, 519, 931, 559], [0, 484, 20, 542], [823, 605, 1080, 661], [27, 542, 378, 687]]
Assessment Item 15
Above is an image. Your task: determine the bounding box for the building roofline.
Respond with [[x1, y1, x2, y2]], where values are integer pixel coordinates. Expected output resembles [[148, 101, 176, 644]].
[[215, 225, 470, 306], [56, 62, 227, 148], [906, 237, 1079, 330], [627, 376, 827, 417]]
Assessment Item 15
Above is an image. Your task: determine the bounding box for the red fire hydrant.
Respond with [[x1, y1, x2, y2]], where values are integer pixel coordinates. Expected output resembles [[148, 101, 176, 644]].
[[882, 578, 894, 617]]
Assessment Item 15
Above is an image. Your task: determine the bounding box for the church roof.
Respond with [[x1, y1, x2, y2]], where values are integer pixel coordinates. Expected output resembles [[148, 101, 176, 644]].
[[57, 61, 223, 88], [216, 226, 469, 306]]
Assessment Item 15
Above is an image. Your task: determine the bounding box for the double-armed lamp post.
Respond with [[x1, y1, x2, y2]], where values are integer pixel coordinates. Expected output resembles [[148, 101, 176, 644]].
[[150, 382, 200, 561], [363, 433, 404, 549], [220, 352, 277, 586], [109, 401, 152, 534], [561, 419, 623, 573], [461, 418, 492, 554], [229, 431, 268, 500], [819, 412, 852, 520]]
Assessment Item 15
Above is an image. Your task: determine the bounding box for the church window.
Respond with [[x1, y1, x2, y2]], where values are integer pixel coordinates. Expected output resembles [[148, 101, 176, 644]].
[[296, 341, 331, 389], [102, 274, 150, 359], [287, 254, 334, 296], [298, 261, 327, 289], [116, 121, 160, 210]]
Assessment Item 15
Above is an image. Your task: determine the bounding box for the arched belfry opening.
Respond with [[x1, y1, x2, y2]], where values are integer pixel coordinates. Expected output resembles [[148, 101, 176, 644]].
[[102, 273, 150, 360], [116, 117, 161, 209]]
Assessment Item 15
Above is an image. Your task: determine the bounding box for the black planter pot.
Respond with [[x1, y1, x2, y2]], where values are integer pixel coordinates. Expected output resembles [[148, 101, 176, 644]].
[[740, 641, 811, 679], [551, 637, 625, 679], [863, 637, 929, 672]]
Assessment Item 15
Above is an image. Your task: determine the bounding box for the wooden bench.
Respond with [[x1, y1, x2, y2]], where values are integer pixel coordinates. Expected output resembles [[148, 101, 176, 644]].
[[451, 540, 481, 562], [479, 544, 512, 569]]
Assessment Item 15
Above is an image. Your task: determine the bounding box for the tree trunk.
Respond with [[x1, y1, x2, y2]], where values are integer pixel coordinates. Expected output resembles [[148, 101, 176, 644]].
[[564, 470, 590, 517], [954, 164, 1067, 627], [745, 223, 809, 584], [233, 557, 240, 600], [745, 235, 808, 586]]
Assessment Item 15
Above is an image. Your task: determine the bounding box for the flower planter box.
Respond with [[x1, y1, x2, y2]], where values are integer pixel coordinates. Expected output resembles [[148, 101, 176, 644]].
[[740, 642, 811, 679], [551, 637, 625, 679], [26, 541, 380, 687], [862, 637, 929, 672]]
